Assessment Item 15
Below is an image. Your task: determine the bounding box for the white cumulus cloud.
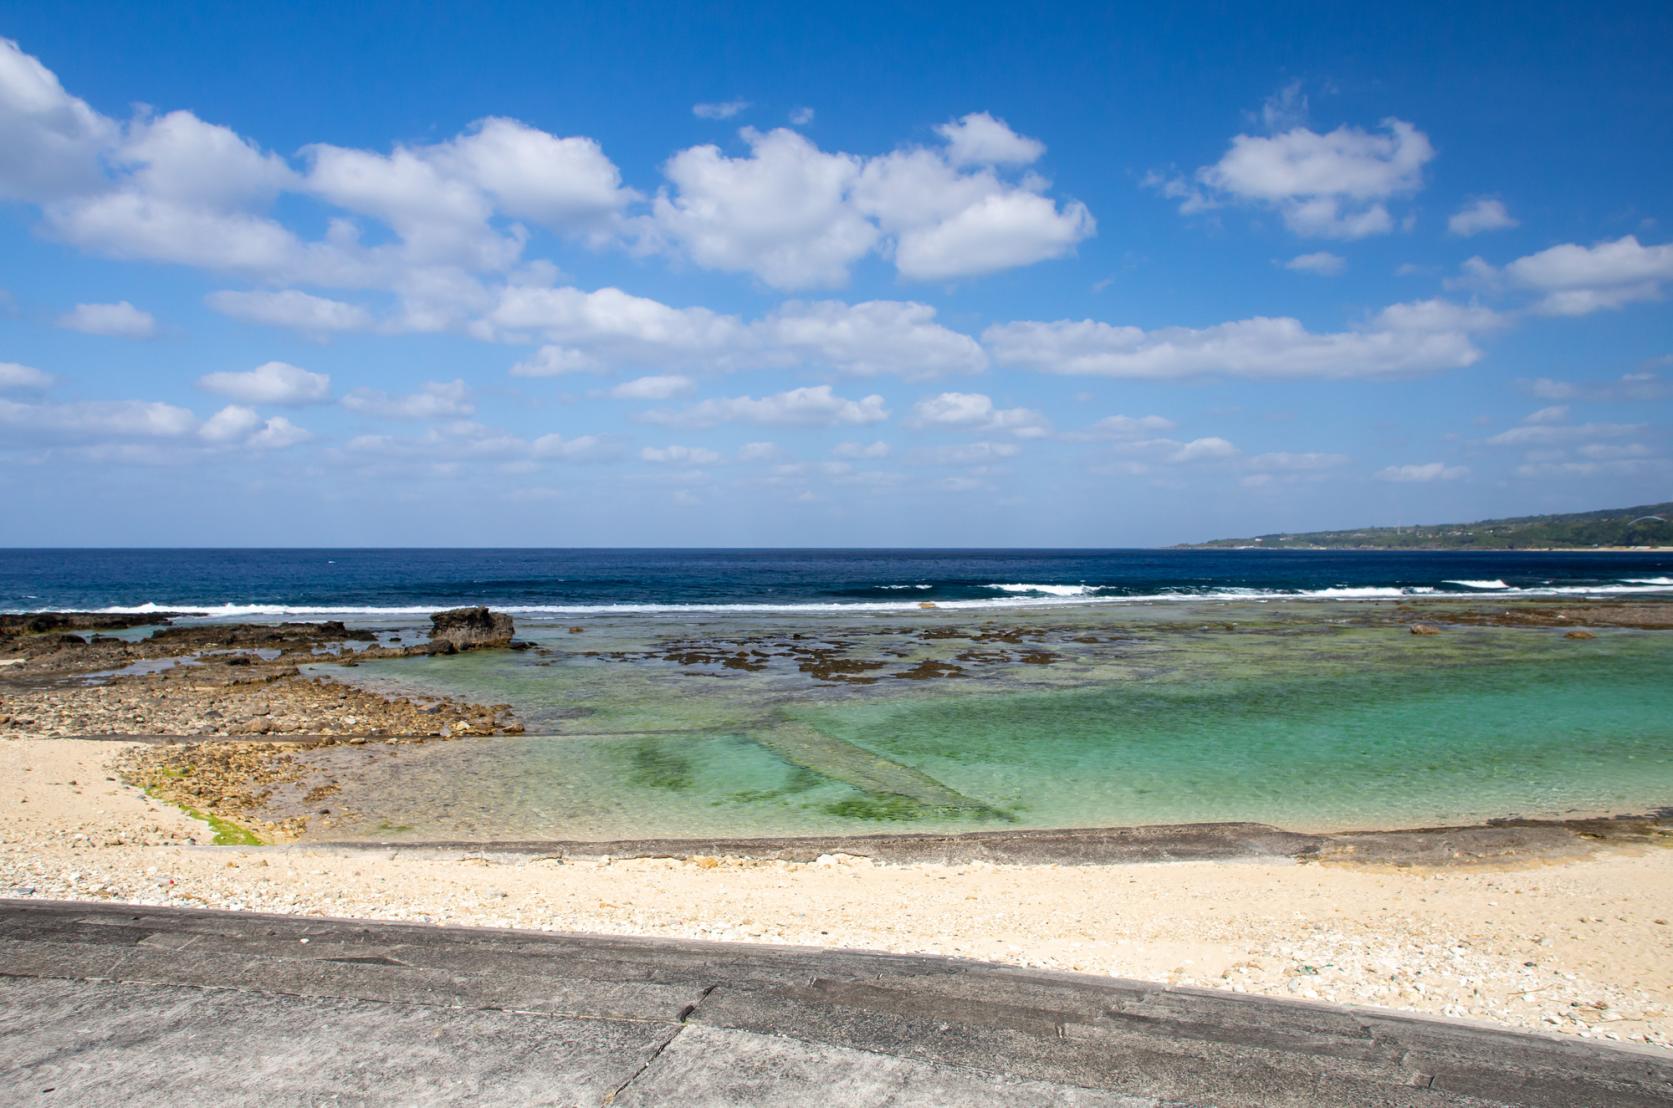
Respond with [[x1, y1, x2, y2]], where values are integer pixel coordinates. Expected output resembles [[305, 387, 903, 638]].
[[1283, 251, 1345, 276], [207, 289, 373, 334], [934, 112, 1045, 166], [342, 379, 473, 420], [0, 397, 196, 439], [650, 124, 1091, 288], [1169, 436, 1238, 463], [56, 300, 155, 338], [1162, 117, 1434, 239], [198, 404, 262, 443], [0, 37, 116, 202], [611, 375, 694, 400], [644, 385, 888, 428], [0, 361, 52, 390], [911, 391, 1050, 438], [198, 361, 331, 405], [1475, 235, 1673, 316], [247, 415, 311, 449], [1447, 197, 1517, 237], [984, 298, 1497, 380], [492, 287, 981, 379]]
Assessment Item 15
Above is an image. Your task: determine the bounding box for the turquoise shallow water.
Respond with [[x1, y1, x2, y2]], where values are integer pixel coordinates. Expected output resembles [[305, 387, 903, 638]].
[[299, 606, 1673, 842], [802, 649, 1673, 831]]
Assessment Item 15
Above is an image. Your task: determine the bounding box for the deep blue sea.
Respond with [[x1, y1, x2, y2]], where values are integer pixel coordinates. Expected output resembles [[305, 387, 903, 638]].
[[1, 548, 1670, 616]]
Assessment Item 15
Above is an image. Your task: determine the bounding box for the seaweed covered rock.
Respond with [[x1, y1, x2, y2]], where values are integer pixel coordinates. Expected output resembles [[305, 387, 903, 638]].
[[428, 606, 515, 653]]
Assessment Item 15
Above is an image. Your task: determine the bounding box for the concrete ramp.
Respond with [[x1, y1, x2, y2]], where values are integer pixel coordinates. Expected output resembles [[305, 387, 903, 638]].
[[2, 900, 1671, 1106]]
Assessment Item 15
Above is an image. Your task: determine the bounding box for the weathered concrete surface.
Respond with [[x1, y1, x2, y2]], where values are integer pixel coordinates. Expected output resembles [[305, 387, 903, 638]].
[[313, 810, 1673, 867], [1, 900, 1669, 1107]]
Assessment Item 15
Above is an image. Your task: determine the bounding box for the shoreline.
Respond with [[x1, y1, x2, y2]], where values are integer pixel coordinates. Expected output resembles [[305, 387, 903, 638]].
[[3, 734, 1671, 1050], [5, 597, 1673, 1048], [301, 809, 1673, 866], [5, 596, 1672, 845]]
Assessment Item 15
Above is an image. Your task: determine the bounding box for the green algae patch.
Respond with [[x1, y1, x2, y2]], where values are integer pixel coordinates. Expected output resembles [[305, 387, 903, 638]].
[[143, 785, 264, 846], [628, 740, 698, 791], [824, 794, 934, 822], [823, 792, 1018, 825]]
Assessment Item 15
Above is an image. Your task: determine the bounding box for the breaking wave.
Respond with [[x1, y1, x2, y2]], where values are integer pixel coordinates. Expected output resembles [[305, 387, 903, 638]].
[[984, 583, 1100, 597]]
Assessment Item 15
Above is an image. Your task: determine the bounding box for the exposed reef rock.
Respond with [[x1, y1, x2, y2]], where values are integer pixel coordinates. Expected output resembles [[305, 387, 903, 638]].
[[150, 621, 374, 651], [0, 612, 180, 639], [895, 659, 966, 680], [427, 606, 516, 653], [1392, 600, 1673, 630]]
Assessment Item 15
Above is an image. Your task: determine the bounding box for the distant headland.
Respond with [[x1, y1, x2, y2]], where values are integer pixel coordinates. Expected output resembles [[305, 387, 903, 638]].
[[1183, 500, 1673, 550]]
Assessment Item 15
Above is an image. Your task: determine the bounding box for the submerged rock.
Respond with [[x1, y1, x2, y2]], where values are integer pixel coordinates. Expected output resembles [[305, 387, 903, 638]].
[[1564, 629, 1597, 640], [427, 607, 516, 653], [1409, 623, 1442, 636], [894, 659, 966, 680]]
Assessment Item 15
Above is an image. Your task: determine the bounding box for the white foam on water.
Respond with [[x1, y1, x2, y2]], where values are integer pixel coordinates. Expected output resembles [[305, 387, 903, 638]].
[[1446, 579, 1511, 589], [1298, 586, 1436, 599], [1624, 576, 1673, 586], [984, 583, 1099, 597], [9, 578, 1671, 619]]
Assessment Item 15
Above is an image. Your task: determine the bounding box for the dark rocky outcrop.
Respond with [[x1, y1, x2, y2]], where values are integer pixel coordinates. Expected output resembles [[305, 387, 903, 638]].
[[148, 621, 373, 649], [0, 612, 179, 639], [427, 607, 515, 653]]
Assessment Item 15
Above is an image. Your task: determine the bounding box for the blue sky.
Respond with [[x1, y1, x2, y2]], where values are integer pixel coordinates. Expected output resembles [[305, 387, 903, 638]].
[[0, 2, 1668, 546]]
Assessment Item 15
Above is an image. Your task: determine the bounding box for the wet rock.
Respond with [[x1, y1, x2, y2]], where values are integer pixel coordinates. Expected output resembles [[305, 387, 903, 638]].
[[1410, 624, 1442, 636], [0, 612, 177, 639], [1402, 601, 1673, 631], [427, 607, 515, 652], [798, 655, 884, 683], [894, 659, 966, 680], [149, 621, 371, 650]]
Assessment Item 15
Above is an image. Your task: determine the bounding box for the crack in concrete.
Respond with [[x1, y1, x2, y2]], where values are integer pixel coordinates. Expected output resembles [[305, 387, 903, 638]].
[[603, 982, 718, 1104]]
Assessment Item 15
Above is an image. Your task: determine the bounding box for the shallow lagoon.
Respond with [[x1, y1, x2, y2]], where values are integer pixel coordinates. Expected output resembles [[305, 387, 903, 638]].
[[297, 601, 1673, 842]]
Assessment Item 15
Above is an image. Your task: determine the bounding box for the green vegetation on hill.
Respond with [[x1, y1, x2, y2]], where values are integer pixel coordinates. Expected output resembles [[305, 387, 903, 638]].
[[1187, 501, 1673, 550]]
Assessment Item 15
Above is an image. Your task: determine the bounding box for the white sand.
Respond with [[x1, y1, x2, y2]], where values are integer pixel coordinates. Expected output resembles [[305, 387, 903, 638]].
[[3, 737, 1669, 1048]]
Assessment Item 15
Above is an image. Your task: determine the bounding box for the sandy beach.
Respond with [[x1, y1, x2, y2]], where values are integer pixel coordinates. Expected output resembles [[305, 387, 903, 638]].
[[5, 735, 1670, 1052]]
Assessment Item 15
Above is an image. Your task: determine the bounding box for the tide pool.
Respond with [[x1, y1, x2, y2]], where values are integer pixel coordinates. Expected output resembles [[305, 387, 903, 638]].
[[293, 604, 1673, 842]]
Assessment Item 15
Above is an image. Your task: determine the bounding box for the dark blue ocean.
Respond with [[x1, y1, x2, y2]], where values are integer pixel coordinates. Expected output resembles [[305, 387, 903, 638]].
[[1, 548, 1670, 616]]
